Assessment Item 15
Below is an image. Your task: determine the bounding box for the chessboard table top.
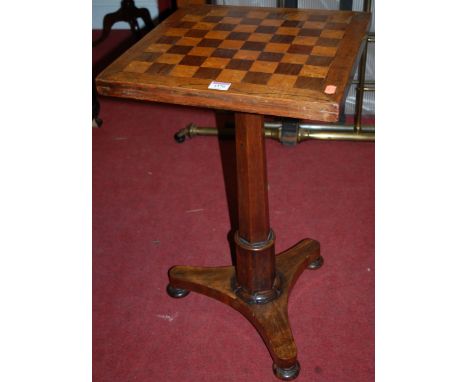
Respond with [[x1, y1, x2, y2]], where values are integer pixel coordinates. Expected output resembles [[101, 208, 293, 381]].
[[96, 5, 371, 122]]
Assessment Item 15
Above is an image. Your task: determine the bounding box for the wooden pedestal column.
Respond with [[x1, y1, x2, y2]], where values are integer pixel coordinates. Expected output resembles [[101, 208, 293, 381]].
[[233, 113, 280, 304], [167, 112, 324, 381]]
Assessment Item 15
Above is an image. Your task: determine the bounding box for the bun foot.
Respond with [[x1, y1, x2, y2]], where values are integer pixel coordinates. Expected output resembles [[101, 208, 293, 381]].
[[273, 361, 300, 381], [307, 255, 324, 270], [166, 284, 190, 298]]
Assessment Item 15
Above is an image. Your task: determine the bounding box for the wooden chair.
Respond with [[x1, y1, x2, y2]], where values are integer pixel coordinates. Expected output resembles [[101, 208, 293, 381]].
[[93, 0, 155, 128]]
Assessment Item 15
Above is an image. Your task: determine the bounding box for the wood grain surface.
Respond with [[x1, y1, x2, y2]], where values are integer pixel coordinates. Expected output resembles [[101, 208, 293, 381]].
[[96, 5, 370, 121], [168, 238, 321, 369]]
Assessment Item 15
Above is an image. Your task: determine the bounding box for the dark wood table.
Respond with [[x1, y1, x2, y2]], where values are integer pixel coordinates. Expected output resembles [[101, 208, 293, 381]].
[[96, 5, 370, 380]]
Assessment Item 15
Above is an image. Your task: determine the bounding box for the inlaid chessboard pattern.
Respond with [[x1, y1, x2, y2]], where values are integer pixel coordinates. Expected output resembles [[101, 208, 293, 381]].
[[97, 5, 371, 121]]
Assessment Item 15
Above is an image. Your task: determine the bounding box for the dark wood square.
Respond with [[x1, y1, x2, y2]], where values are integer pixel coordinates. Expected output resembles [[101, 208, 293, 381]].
[[287, 44, 313, 55], [179, 55, 207, 66], [316, 37, 341, 47], [227, 32, 251, 41], [242, 72, 272, 85], [226, 9, 246, 17], [145, 63, 175, 75], [294, 76, 324, 89], [167, 45, 193, 55], [275, 63, 302, 76], [258, 52, 284, 62], [270, 35, 295, 44], [214, 23, 236, 31], [241, 41, 267, 51], [326, 22, 348, 30], [137, 52, 162, 62], [306, 55, 334, 66], [156, 35, 180, 44], [193, 67, 222, 79], [212, 48, 237, 58], [298, 29, 321, 37], [226, 59, 254, 71], [308, 14, 328, 22], [240, 18, 263, 25], [255, 26, 278, 34], [282, 20, 302, 27], [175, 21, 196, 29], [198, 38, 223, 48], [202, 16, 223, 23], [186, 29, 209, 38], [266, 12, 283, 19]]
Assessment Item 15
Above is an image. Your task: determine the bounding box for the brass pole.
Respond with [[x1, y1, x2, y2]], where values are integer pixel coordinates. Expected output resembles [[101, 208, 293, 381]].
[[265, 122, 375, 133], [354, 0, 373, 133], [174, 123, 374, 144], [354, 42, 368, 133], [298, 130, 374, 142]]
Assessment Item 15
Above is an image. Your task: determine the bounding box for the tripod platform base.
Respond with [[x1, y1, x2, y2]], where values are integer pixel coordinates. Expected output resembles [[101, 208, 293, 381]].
[[167, 238, 321, 380]]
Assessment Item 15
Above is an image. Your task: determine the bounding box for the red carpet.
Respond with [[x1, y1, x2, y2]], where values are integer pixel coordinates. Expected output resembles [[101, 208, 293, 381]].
[[93, 30, 374, 382]]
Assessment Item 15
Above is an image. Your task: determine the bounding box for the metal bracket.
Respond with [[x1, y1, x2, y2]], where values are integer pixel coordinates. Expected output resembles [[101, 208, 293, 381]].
[[280, 119, 300, 146]]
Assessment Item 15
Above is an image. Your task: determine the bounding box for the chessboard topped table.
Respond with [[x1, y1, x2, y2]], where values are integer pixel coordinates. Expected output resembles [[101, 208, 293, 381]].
[[96, 5, 371, 381], [96, 5, 370, 122]]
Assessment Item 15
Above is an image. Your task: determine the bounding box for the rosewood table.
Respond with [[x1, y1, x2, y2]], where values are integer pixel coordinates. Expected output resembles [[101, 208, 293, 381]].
[[96, 5, 370, 380]]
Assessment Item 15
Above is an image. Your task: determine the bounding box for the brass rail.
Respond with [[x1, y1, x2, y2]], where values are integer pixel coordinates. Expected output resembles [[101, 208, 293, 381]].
[[175, 122, 374, 144]]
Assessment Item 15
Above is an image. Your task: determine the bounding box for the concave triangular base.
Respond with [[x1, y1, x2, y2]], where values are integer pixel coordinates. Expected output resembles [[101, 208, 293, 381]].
[[167, 238, 322, 380]]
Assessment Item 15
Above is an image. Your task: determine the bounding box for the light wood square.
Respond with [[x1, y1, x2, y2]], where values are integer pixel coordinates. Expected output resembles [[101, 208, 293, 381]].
[[330, 14, 352, 23], [222, 17, 242, 24], [201, 57, 231, 69], [267, 74, 297, 88], [303, 21, 327, 29], [181, 15, 202, 22], [247, 33, 273, 43], [170, 65, 199, 78], [233, 24, 257, 33], [193, 22, 214, 30], [177, 37, 202, 46], [281, 53, 308, 64], [320, 29, 345, 39], [146, 43, 171, 53], [312, 46, 338, 57], [250, 61, 279, 73], [156, 53, 184, 65], [216, 69, 247, 83], [219, 40, 244, 50], [264, 43, 290, 53], [287, 13, 308, 21], [123, 61, 152, 73], [277, 27, 300, 36], [299, 65, 329, 78], [293, 36, 318, 46], [260, 19, 283, 27], [234, 50, 260, 60], [205, 30, 230, 40], [189, 46, 216, 56], [247, 11, 269, 19], [208, 8, 229, 16], [165, 28, 189, 37]]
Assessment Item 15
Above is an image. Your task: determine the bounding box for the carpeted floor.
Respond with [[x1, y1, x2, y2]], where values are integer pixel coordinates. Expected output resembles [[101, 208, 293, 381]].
[[93, 30, 374, 382]]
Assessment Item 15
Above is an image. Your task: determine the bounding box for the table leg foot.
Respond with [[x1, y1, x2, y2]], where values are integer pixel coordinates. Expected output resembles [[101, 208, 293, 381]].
[[166, 284, 190, 298], [273, 361, 301, 381], [167, 238, 321, 379], [307, 255, 324, 270]]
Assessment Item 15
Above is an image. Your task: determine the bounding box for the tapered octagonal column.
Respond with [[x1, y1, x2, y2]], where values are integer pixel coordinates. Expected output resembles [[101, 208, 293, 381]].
[[233, 112, 280, 304]]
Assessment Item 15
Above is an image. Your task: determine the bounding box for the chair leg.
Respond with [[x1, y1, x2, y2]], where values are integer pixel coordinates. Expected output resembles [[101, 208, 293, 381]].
[[92, 0, 154, 47]]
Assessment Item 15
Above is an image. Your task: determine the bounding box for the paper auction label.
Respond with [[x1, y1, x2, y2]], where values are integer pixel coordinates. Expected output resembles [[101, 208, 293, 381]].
[[208, 81, 231, 91]]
